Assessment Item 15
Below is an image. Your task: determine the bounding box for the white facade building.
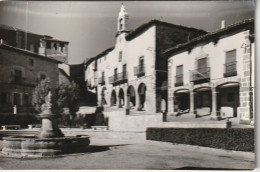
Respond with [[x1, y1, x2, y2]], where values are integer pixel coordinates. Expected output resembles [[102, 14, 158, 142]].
[[166, 19, 254, 124], [85, 4, 207, 113]]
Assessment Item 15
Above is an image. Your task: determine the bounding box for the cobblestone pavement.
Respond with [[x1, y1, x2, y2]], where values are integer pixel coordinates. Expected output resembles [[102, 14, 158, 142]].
[[0, 137, 254, 170]]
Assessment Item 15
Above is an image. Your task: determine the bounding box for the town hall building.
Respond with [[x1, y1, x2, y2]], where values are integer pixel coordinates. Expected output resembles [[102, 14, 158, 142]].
[[85, 4, 207, 113]]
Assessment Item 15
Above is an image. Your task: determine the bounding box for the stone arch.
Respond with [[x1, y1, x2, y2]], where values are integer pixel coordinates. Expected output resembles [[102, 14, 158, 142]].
[[118, 88, 125, 108], [216, 82, 240, 117], [127, 85, 136, 107], [101, 87, 107, 105], [110, 90, 117, 106], [193, 86, 212, 110], [174, 89, 190, 112], [137, 83, 147, 110]]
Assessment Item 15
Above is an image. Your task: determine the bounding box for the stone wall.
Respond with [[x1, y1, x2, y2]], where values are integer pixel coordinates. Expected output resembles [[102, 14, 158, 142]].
[[238, 30, 253, 124]]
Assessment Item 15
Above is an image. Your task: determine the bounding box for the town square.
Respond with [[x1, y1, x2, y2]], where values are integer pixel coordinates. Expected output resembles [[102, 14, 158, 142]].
[[0, 1, 256, 170]]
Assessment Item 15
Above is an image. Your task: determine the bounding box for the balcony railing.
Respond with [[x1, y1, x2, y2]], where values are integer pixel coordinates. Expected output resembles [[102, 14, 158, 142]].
[[98, 77, 105, 85], [134, 65, 145, 77], [109, 71, 128, 86], [224, 61, 237, 77], [191, 67, 210, 84], [175, 74, 183, 87]]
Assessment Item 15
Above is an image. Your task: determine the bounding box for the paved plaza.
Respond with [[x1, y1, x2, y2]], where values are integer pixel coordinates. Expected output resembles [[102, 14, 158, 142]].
[[0, 132, 255, 170]]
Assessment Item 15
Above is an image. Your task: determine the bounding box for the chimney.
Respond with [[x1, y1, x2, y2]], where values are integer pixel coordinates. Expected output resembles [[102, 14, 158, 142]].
[[221, 20, 226, 29]]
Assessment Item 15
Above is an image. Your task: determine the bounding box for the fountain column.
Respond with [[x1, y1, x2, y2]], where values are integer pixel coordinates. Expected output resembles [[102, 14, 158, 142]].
[[36, 92, 64, 138]]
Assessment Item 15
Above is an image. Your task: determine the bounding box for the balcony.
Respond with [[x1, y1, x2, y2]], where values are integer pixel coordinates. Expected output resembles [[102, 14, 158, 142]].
[[11, 77, 35, 87], [109, 72, 128, 86], [134, 65, 145, 77], [224, 61, 237, 77], [98, 77, 105, 85], [175, 74, 183, 87], [190, 67, 210, 84]]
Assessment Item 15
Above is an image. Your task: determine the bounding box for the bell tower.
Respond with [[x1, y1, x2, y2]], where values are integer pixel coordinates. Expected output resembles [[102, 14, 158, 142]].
[[117, 4, 129, 33]]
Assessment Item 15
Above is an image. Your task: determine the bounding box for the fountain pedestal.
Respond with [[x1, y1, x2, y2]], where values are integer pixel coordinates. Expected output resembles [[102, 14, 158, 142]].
[[36, 110, 64, 138]]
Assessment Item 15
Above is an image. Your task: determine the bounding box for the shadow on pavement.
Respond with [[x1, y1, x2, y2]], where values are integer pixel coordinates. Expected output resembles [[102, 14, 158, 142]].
[[175, 166, 252, 170], [89, 144, 130, 153]]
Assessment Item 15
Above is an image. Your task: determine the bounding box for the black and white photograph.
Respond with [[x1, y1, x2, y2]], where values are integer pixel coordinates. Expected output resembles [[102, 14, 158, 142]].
[[0, 0, 256, 170]]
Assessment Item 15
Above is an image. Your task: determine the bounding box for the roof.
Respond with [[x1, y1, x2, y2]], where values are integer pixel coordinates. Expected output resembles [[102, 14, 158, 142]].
[[85, 46, 115, 68], [0, 44, 62, 63], [84, 20, 207, 68], [0, 24, 68, 43], [59, 68, 71, 81], [42, 38, 69, 44], [164, 18, 254, 57], [125, 19, 208, 41]]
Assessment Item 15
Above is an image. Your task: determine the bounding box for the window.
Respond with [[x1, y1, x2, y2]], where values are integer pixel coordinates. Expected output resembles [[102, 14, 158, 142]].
[[23, 95, 30, 106], [46, 42, 51, 49], [198, 58, 207, 72], [40, 74, 46, 81], [28, 59, 34, 67], [119, 18, 123, 30], [60, 43, 64, 52], [17, 33, 22, 48], [14, 69, 22, 83], [13, 93, 21, 106], [1, 93, 7, 105], [139, 57, 144, 72], [54, 43, 57, 50], [102, 72, 105, 81], [224, 50, 237, 77], [114, 68, 118, 80], [123, 64, 127, 78], [175, 65, 183, 86], [119, 51, 123, 62], [30, 44, 34, 52]]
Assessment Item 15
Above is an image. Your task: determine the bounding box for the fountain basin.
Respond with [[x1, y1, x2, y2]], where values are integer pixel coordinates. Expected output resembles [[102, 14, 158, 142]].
[[1, 135, 90, 157]]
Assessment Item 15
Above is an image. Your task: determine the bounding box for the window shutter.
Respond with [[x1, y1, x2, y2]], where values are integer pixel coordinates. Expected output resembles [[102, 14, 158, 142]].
[[226, 50, 236, 63]]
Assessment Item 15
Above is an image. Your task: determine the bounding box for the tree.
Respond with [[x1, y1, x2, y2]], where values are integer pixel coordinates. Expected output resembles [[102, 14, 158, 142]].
[[32, 78, 51, 113], [32, 78, 80, 117], [52, 80, 80, 117]]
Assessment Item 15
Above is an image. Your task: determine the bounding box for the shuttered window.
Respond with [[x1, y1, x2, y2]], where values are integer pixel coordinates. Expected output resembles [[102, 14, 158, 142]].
[[225, 50, 236, 72], [176, 65, 183, 84]]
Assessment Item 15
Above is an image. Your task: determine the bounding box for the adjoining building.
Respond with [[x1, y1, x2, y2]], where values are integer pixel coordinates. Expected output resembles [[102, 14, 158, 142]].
[[0, 44, 61, 113], [0, 25, 71, 114], [0, 24, 69, 64], [165, 19, 254, 125], [85, 4, 207, 113]]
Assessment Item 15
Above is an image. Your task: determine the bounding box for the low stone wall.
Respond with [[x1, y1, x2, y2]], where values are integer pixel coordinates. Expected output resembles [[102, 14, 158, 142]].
[[105, 111, 162, 131], [146, 128, 254, 152]]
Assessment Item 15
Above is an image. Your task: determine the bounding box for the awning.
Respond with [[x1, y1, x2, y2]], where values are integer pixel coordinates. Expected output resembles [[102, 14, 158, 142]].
[[175, 89, 189, 94], [219, 82, 240, 88]]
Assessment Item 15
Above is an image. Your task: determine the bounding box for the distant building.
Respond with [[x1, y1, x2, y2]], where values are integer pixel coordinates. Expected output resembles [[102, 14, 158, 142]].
[[70, 63, 97, 106], [166, 19, 254, 124], [85, 4, 207, 113], [0, 44, 61, 113]]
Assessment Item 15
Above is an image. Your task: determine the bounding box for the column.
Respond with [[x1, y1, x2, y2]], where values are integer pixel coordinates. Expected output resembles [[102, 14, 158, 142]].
[[210, 87, 221, 120], [172, 96, 175, 115], [189, 90, 195, 115], [124, 91, 128, 108], [116, 94, 120, 107], [136, 93, 140, 111], [125, 94, 130, 115]]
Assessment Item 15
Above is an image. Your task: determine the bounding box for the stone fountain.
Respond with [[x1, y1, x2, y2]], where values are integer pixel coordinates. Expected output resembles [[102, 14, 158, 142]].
[[1, 92, 90, 157]]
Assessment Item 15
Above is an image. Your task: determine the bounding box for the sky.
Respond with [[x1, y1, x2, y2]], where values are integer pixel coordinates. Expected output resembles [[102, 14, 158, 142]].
[[0, 1, 255, 64]]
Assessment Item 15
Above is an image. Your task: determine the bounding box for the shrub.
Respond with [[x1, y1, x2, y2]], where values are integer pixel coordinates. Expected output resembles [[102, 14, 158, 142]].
[[146, 128, 254, 152]]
